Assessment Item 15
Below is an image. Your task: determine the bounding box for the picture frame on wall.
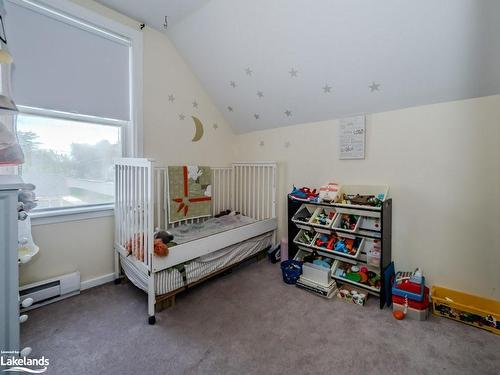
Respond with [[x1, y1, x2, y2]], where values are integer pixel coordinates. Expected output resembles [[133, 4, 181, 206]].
[[339, 114, 366, 160]]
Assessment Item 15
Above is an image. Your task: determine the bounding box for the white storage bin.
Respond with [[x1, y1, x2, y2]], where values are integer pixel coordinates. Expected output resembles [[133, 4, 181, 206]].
[[311, 232, 337, 252], [332, 213, 361, 233], [308, 206, 337, 233], [291, 204, 316, 230], [332, 234, 365, 259], [293, 249, 334, 287], [312, 232, 364, 259], [293, 249, 312, 262], [302, 262, 332, 287], [293, 229, 315, 247], [364, 238, 381, 267], [331, 259, 381, 293], [359, 216, 381, 231]]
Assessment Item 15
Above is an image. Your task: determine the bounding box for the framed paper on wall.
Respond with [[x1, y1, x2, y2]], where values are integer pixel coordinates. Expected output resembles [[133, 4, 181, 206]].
[[339, 115, 365, 160]]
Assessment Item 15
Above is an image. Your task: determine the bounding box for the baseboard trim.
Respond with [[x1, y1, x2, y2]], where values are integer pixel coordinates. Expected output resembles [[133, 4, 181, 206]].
[[81, 273, 115, 291]]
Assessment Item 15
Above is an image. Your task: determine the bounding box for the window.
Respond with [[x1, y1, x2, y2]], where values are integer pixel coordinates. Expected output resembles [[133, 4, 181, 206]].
[[4, 0, 143, 220], [17, 114, 122, 210]]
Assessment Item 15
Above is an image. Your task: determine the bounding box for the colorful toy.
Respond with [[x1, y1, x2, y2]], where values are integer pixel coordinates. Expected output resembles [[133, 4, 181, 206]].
[[310, 208, 336, 226], [289, 186, 319, 202], [341, 193, 383, 207], [337, 287, 368, 306], [313, 258, 332, 269], [315, 234, 337, 250], [298, 230, 314, 244], [392, 269, 425, 302], [302, 251, 332, 270], [332, 237, 360, 255], [393, 310, 405, 320], [153, 231, 176, 257], [335, 262, 382, 289], [392, 269, 429, 321], [339, 214, 359, 231]]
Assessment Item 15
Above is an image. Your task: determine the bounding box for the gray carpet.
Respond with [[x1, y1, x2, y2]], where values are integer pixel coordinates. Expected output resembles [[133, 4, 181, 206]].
[[22, 260, 499, 375]]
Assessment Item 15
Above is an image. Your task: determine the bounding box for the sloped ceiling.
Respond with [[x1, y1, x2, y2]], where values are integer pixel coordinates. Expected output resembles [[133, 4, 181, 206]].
[[95, 0, 211, 27], [97, 0, 500, 133]]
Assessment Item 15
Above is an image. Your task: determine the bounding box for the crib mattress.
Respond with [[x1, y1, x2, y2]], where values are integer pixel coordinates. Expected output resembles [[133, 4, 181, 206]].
[[167, 214, 256, 245], [154, 232, 272, 295]]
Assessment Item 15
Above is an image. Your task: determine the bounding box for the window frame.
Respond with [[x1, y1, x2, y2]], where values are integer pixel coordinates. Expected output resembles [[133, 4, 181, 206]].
[[8, 0, 143, 225]]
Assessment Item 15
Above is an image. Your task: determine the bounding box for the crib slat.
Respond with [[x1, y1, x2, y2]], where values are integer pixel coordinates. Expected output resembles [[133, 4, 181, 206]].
[[252, 166, 255, 219]]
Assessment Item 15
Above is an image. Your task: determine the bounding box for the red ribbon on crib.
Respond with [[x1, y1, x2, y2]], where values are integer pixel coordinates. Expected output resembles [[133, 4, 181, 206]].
[[172, 166, 211, 216]]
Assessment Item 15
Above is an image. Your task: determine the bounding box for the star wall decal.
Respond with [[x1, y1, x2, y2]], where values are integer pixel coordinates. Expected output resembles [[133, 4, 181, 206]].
[[323, 84, 332, 93], [284, 141, 291, 148], [259, 140, 265, 146], [369, 82, 381, 92], [179, 113, 185, 120], [192, 101, 198, 108], [254, 114, 260, 120], [284, 110, 292, 117], [230, 81, 237, 88], [227, 106, 234, 112], [213, 123, 219, 130], [257, 91, 264, 98], [168, 94, 175, 103], [289, 68, 298, 78], [245, 67, 253, 76]]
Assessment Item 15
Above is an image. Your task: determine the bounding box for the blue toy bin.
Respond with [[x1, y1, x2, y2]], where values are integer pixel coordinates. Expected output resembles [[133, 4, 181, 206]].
[[281, 260, 303, 285]]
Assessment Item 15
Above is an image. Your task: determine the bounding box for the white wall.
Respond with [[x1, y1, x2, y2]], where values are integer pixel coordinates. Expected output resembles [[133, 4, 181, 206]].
[[20, 0, 235, 286], [234, 95, 500, 300], [22, 217, 114, 286]]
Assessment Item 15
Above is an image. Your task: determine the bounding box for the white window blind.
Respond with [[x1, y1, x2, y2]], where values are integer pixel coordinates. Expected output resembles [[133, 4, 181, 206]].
[[5, 0, 131, 121]]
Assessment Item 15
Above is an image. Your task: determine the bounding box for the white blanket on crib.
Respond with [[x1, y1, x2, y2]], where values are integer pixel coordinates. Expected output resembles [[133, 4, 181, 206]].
[[167, 214, 256, 245]]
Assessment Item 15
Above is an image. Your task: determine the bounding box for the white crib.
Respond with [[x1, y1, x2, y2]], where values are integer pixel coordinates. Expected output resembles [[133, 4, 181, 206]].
[[114, 158, 277, 324]]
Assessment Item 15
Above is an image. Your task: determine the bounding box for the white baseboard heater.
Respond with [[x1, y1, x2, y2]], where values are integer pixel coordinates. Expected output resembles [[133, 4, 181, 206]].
[[19, 272, 80, 312]]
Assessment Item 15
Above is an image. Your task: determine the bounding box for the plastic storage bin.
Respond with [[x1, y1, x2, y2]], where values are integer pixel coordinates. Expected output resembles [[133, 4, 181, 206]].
[[291, 204, 316, 230], [392, 275, 425, 302], [293, 229, 315, 247], [280, 260, 303, 285], [364, 239, 381, 267], [308, 206, 337, 232], [312, 232, 364, 260], [332, 213, 361, 233], [302, 262, 332, 287], [331, 260, 381, 293], [359, 216, 381, 231], [431, 286, 500, 334]]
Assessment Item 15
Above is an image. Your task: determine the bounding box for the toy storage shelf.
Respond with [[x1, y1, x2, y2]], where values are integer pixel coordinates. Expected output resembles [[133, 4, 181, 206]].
[[287, 196, 392, 308]]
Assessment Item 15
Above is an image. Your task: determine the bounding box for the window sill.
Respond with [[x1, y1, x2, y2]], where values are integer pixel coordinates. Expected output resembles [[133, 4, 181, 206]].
[[30, 205, 114, 226]]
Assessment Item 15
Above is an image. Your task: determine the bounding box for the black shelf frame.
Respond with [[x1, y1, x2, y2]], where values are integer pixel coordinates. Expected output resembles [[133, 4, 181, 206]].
[[287, 196, 393, 308]]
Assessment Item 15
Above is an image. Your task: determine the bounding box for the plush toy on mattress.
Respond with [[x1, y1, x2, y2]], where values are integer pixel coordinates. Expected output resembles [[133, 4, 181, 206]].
[[153, 231, 177, 257]]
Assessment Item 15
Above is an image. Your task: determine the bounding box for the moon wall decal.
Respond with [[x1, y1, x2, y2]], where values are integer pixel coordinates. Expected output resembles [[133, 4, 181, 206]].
[[191, 116, 204, 142]]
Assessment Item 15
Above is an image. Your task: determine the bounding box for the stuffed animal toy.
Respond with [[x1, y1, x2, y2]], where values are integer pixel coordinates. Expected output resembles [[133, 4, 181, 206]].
[[319, 182, 340, 203], [153, 231, 176, 257], [154, 238, 168, 257]]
